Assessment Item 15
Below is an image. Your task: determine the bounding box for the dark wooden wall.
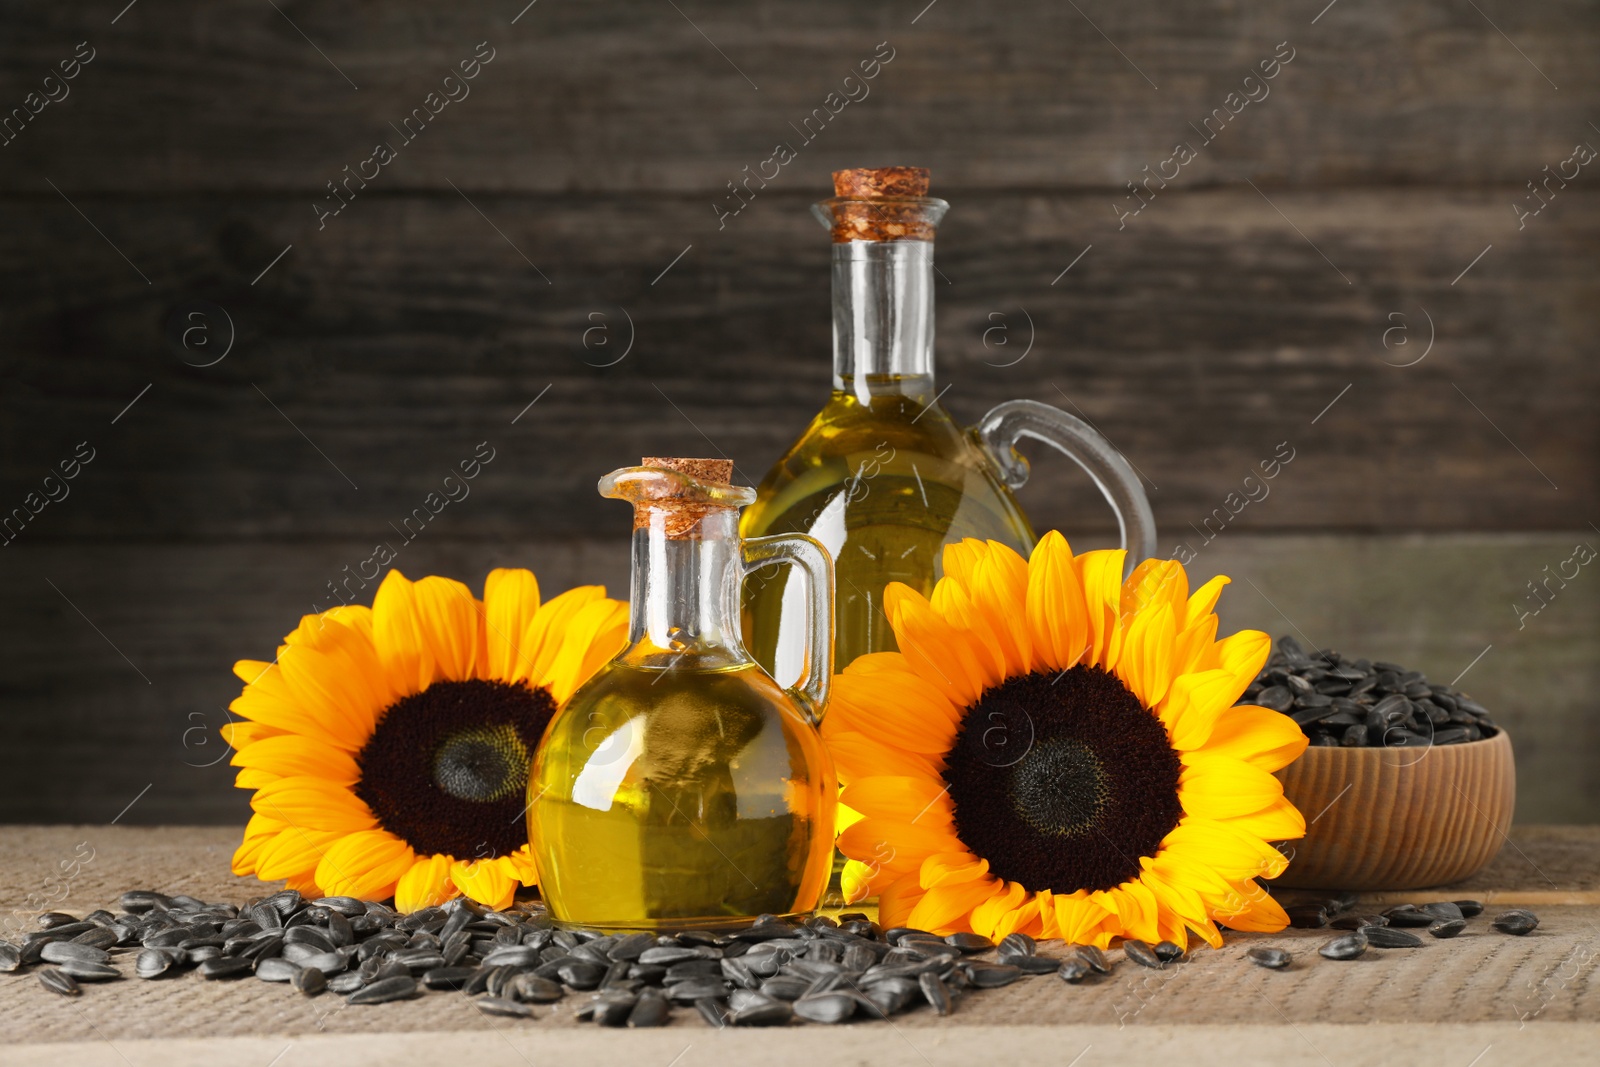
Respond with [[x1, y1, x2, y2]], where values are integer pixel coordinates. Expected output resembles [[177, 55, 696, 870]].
[[1, 1, 1597, 825]]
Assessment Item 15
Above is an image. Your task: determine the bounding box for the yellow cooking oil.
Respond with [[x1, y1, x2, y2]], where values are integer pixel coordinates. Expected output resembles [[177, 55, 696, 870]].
[[527, 660, 836, 930], [741, 380, 1035, 677]]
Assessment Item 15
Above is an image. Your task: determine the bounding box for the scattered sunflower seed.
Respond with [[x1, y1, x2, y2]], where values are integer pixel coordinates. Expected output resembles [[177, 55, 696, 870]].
[[1363, 927, 1424, 949], [1318, 933, 1368, 961], [1493, 910, 1540, 936], [1428, 919, 1468, 939], [1246, 946, 1291, 970], [38, 968, 81, 996]]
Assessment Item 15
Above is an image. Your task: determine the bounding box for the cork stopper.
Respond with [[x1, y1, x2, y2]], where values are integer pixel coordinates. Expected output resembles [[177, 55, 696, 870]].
[[598, 457, 751, 539], [822, 167, 941, 243], [832, 167, 930, 199]]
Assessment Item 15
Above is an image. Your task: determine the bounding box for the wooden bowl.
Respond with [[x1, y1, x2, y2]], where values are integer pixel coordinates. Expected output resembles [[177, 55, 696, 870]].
[[1273, 730, 1515, 890]]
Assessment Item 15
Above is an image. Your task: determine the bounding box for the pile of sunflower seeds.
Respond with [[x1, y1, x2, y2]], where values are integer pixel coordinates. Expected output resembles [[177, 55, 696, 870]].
[[1, 890, 1115, 1025], [1241, 636, 1499, 748], [1, 889, 1547, 1019], [1275, 894, 1538, 962]]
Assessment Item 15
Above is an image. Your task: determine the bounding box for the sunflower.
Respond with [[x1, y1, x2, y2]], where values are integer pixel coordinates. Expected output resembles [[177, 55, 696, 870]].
[[823, 533, 1308, 949], [225, 568, 627, 912]]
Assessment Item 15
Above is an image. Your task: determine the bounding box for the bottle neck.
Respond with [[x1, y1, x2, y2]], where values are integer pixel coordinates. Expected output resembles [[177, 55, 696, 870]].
[[831, 240, 937, 403], [624, 508, 748, 669]]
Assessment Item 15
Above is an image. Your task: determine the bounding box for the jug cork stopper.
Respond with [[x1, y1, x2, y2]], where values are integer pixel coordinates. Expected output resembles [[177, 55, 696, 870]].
[[832, 167, 930, 199], [642, 456, 733, 485]]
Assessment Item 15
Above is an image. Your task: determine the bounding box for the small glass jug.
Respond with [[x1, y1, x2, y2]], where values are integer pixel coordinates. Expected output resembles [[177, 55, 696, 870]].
[[742, 166, 1157, 684], [527, 457, 837, 930]]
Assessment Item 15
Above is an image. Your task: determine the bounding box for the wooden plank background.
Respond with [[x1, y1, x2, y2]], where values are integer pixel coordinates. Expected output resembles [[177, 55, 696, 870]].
[[0, 0, 1596, 823]]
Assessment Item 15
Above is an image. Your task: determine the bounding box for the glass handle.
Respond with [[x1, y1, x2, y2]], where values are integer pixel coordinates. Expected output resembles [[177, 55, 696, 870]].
[[742, 534, 835, 723], [974, 399, 1157, 576]]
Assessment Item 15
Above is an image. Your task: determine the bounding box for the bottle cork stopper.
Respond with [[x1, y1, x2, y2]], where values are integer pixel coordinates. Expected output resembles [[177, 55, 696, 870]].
[[832, 167, 930, 199], [637, 457, 737, 537], [825, 167, 937, 243]]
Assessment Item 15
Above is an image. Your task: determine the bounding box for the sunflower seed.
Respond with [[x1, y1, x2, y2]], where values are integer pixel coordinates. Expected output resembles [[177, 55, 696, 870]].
[[639, 945, 709, 966], [594, 993, 638, 1027], [1122, 940, 1163, 969], [481, 945, 541, 968], [1153, 940, 1185, 963], [1455, 900, 1485, 918], [1057, 957, 1092, 982], [696, 997, 730, 1028], [1493, 910, 1540, 936], [759, 975, 810, 1001], [1071, 944, 1110, 974], [1420, 902, 1464, 922], [1318, 933, 1367, 960], [558, 961, 606, 990], [37, 913, 81, 930], [668, 978, 731, 1003], [421, 966, 478, 990], [627, 990, 671, 1027], [59, 959, 121, 981], [731, 997, 792, 1026], [1428, 919, 1468, 939], [1246, 946, 1291, 970], [300, 951, 348, 974], [944, 932, 993, 953], [327, 971, 365, 994], [348, 975, 419, 1004], [962, 961, 1022, 988], [513, 974, 565, 1003], [1331, 914, 1388, 930], [41, 941, 110, 965], [0, 943, 21, 974], [199, 957, 254, 980], [283, 926, 336, 951], [1363, 927, 1423, 948], [476, 997, 536, 1019], [998, 932, 1037, 958], [39, 969, 81, 996], [254, 957, 302, 982], [1256, 685, 1293, 712], [1383, 906, 1434, 928], [71, 927, 119, 950], [1011, 954, 1065, 975], [919, 972, 954, 1013], [794, 992, 856, 1024], [289, 967, 325, 996]]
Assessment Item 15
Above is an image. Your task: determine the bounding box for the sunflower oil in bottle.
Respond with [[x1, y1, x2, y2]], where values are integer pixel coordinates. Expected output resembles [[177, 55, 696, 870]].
[[527, 458, 837, 930], [742, 167, 1157, 684]]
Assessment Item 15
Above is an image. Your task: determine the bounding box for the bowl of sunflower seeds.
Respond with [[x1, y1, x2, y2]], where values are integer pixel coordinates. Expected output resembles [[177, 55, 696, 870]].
[[1242, 637, 1515, 890]]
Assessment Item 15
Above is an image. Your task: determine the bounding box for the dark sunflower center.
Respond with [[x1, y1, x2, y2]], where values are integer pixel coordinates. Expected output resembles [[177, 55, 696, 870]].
[[355, 679, 554, 860], [943, 666, 1183, 893]]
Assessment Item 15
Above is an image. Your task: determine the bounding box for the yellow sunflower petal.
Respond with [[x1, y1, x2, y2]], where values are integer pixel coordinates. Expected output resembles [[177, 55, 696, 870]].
[[219, 720, 283, 751], [837, 818, 953, 876], [452, 857, 517, 910], [841, 859, 877, 904], [1072, 548, 1127, 670], [231, 813, 286, 875], [231, 735, 361, 785], [410, 575, 483, 683], [840, 777, 954, 829], [394, 853, 458, 913], [501, 846, 541, 887], [1179, 754, 1290, 820], [316, 829, 416, 900], [371, 570, 434, 694], [817, 728, 940, 786], [884, 583, 988, 706], [969, 879, 1029, 940], [1214, 887, 1290, 932], [1121, 558, 1189, 621], [516, 585, 609, 686], [919, 851, 990, 889], [1218, 795, 1307, 843], [1204, 704, 1309, 772], [1024, 530, 1089, 673], [1184, 575, 1229, 627], [230, 663, 359, 752], [826, 672, 959, 756], [1116, 600, 1175, 709], [1157, 668, 1247, 752], [544, 598, 630, 706], [255, 826, 344, 880], [969, 540, 1034, 675], [906, 876, 1002, 934], [482, 568, 541, 681], [249, 776, 378, 833], [875, 870, 928, 930]]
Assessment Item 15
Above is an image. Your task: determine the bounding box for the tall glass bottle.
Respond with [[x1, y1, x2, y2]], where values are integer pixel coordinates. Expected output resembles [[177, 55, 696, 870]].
[[742, 167, 1156, 683], [528, 457, 837, 930]]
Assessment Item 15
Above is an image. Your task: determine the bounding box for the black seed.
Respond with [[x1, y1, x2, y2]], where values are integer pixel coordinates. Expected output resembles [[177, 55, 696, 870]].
[[944, 932, 993, 953], [422, 966, 479, 990], [1383, 906, 1434, 928], [254, 957, 302, 982], [37, 913, 81, 930], [1286, 904, 1332, 929], [0, 943, 22, 974], [1057, 958, 1091, 982], [731, 998, 792, 1026], [962, 961, 1023, 988], [478, 997, 536, 1019], [759, 975, 811, 1001], [293, 967, 328, 996], [627, 991, 670, 1027], [39, 969, 81, 996], [794, 992, 856, 1024], [608, 933, 657, 961], [1153, 940, 1184, 962], [1318, 933, 1367, 960], [696, 998, 730, 1029], [327, 971, 365, 994], [558, 962, 607, 990], [60, 960, 120, 981], [513, 974, 565, 1003], [348, 975, 419, 1004], [919, 972, 953, 1014], [594, 993, 638, 1027], [481, 945, 541, 968], [998, 933, 1036, 958], [1363, 927, 1423, 948], [1428, 919, 1467, 939], [1010, 955, 1064, 975], [1246, 946, 1291, 970], [1454, 900, 1485, 918], [1420, 902, 1464, 922], [1071, 944, 1110, 973], [1122, 940, 1163, 968], [1256, 686, 1294, 712], [1331, 914, 1388, 931], [199, 957, 254, 980], [41, 941, 110, 965]]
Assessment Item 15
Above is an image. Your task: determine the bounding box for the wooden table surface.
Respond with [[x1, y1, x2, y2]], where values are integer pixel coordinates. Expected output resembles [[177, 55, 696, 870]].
[[4, 825, 1599, 1065]]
